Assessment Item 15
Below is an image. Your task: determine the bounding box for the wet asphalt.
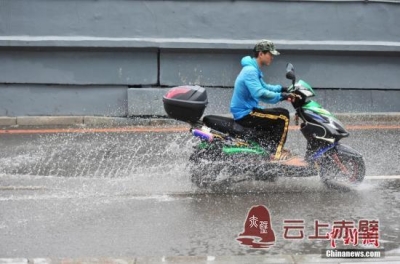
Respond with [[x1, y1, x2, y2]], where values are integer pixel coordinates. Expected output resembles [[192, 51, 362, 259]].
[[0, 123, 399, 258]]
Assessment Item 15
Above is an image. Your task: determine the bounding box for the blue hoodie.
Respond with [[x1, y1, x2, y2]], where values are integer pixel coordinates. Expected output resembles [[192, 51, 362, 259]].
[[230, 56, 283, 120]]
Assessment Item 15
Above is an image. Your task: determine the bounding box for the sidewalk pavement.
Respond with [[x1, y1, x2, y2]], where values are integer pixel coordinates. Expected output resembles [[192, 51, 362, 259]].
[[0, 113, 400, 128], [1, 254, 400, 264]]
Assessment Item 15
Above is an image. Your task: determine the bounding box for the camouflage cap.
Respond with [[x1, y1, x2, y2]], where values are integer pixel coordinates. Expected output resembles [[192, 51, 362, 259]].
[[254, 39, 280, 55]]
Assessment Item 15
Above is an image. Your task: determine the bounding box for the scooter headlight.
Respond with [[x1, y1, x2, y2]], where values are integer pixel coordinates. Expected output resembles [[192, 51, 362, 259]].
[[327, 118, 347, 133]]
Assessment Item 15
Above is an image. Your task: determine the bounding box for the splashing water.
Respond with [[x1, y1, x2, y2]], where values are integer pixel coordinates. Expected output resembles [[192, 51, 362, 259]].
[[0, 131, 194, 177], [1, 126, 399, 196]]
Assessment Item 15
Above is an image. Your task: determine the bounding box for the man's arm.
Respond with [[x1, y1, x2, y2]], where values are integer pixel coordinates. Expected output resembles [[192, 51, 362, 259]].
[[260, 79, 282, 93], [243, 69, 281, 104]]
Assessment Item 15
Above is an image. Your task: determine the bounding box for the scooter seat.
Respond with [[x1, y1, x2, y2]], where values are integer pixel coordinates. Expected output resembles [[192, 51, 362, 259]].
[[202, 115, 252, 137]]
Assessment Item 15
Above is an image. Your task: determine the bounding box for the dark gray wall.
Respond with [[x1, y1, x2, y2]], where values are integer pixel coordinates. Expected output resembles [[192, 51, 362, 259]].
[[1, 0, 399, 116], [0, 49, 157, 85], [0, 85, 127, 117], [160, 50, 400, 89], [2, 0, 399, 41]]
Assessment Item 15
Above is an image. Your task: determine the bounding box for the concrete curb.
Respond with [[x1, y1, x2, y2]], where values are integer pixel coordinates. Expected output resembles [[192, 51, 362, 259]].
[[1, 255, 400, 264], [0, 113, 399, 128], [83, 116, 182, 127], [16, 116, 84, 126], [0, 117, 17, 126], [0, 116, 182, 127]]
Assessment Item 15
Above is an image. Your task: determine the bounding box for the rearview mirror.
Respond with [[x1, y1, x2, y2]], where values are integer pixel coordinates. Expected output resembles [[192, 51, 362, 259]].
[[285, 63, 296, 81]]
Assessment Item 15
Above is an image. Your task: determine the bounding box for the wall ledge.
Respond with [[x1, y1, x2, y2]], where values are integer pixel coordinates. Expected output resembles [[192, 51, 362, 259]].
[[1, 36, 400, 52]]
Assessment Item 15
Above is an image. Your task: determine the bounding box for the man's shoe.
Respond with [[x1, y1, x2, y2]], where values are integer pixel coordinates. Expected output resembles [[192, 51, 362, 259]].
[[270, 149, 293, 161], [280, 157, 308, 167], [270, 150, 308, 167]]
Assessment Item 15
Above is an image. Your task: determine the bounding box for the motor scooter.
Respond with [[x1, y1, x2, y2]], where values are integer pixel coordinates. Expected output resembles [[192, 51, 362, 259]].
[[163, 63, 365, 188]]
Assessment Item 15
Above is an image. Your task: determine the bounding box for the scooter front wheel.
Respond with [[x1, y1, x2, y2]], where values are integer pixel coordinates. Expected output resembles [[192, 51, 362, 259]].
[[318, 151, 366, 188]]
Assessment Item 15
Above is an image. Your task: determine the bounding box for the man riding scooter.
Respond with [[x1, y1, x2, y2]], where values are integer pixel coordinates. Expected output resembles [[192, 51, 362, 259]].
[[230, 39, 306, 166]]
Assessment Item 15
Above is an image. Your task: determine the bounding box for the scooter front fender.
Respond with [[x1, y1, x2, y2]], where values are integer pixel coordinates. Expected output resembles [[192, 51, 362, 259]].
[[335, 143, 363, 158]]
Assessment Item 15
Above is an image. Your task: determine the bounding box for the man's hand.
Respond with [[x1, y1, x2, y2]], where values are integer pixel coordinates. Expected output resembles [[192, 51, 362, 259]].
[[281, 92, 301, 102]]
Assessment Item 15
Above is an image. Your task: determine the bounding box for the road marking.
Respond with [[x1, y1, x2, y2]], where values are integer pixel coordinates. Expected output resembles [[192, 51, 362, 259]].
[[0, 176, 399, 193], [207, 256, 216, 261], [0, 259, 28, 264], [1, 124, 400, 134], [366, 175, 400, 180]]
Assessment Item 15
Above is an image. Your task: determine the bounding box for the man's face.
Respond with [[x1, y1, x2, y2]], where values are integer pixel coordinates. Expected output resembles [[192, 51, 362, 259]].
[[260, 51, 273, 66]]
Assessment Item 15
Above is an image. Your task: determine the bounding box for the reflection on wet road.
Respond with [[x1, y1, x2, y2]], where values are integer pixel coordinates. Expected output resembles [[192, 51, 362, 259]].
[[0, 125, 399, 257]]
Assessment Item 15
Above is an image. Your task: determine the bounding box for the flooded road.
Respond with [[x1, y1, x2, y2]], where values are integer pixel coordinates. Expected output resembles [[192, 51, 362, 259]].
[[0, 124, 399, 257]]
